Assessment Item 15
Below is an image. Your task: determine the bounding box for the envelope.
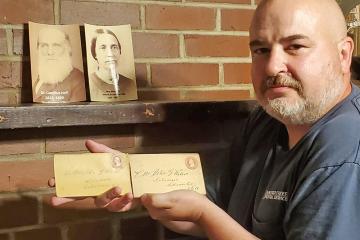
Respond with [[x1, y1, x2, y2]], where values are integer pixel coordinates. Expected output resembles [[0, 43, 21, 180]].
[[54, 152, 206, 198]]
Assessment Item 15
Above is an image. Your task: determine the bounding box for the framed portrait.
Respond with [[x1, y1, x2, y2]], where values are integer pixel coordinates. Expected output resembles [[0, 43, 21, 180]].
[[29, 22, 86, 103], [84, 24, 137, 102]]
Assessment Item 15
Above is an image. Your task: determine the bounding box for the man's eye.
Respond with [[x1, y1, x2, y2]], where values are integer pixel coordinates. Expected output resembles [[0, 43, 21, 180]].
[[287, 44, 304, 51], [39, 43, 48, 48], [252, 48, 270, 55]]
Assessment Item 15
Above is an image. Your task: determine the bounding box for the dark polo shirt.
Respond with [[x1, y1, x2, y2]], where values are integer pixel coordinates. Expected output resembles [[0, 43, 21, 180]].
[[224, 84, 360, 239]]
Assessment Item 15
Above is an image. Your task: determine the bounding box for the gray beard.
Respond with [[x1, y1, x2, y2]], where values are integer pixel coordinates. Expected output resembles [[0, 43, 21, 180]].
[[37, 54, 73, 85], [264, 73, 344, 125]]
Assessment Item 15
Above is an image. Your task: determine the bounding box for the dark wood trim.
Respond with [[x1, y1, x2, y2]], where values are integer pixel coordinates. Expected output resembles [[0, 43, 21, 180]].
[[0, 100, 257, 129]]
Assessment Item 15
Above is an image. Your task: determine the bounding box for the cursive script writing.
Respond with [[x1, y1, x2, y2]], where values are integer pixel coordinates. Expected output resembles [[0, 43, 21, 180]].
[[133, 168, 190, 178]]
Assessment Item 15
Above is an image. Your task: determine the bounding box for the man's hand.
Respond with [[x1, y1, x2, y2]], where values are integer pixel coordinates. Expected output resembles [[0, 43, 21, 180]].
[[141, 190, 259, 240], [48, 139, 140, 212], [141, 190, 207, 222]]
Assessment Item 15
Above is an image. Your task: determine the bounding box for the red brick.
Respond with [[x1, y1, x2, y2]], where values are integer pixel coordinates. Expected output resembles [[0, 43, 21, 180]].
[[122, 216, 159, 240], [0, 91, 17, 105], [82, 0, 181, 1], [42, 197, 111, 224], [13, 29, 30, 56], [0, 61, 31, 89], [151, 63, 218, 87], [15, 227, 61, 240], [135, 63, 148, 88], [0, 62, 12, 87], [0, 30, 7, 54], [12, 61, 32, 88], [222, 9, 254, 31], [68, 220, 112, 240], [188, 0, 250, 3], [184, 89, 251, 100], [42, 195, 97, 210], [146, 5, 215, 30], [138, 90, 181, 101], [0, 160, 53, 192], [45, 136, 134, 152], [0, 62, 19, 88], [0, 129, 42, 155], [0, 129, 43, 153], [0, 0, 54, 24], [185, 35, 250, 57], [0, 196, 38, 228], [138, 122, 221, 146], [0, 140, 42, 155], [60, 1, 140, 27], [45, 125, 135, 153], [224, 63, 252, 84], [133, 32, 179, 58]]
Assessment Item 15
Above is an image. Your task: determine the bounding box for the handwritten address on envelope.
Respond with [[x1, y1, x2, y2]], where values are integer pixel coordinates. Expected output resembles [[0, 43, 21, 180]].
[[130, 153, 206, 197], [54, 152, 206, 198]]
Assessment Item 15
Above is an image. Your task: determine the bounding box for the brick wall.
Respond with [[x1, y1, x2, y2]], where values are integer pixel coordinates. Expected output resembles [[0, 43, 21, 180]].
[[0, 0, 259, 104], [0, 0, 257, 239], [0, 116, 250, 240]]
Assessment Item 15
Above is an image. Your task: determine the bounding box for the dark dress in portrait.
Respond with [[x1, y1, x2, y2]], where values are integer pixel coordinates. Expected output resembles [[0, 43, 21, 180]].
[[89, 72, 137, 102]]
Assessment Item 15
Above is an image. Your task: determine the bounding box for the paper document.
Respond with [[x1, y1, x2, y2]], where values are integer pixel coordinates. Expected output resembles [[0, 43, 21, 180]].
[[54, 152, 206, 198]]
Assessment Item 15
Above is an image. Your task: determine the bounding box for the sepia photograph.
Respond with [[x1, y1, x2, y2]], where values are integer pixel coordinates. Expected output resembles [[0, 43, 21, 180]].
[[29, 22, 86, 103], [85, 24, 137, 102]]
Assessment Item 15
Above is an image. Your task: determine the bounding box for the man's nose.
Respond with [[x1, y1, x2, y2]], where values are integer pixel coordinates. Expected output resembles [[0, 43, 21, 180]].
[[47, 46, 55, 56], [265, 47, 288, 76]]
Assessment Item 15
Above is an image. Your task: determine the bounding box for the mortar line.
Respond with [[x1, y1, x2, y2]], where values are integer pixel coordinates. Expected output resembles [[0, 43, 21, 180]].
[[6, 28, 13, 56], [83, 0, 256, 9], [54, 0, 61, 24]]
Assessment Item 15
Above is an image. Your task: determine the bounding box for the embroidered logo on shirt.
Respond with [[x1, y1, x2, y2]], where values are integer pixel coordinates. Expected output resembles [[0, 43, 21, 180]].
[[262, 190, 288, 202]]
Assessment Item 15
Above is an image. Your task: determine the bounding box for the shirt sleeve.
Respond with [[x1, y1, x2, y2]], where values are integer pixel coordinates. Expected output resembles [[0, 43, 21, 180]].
[[284, 162, 360, 240]]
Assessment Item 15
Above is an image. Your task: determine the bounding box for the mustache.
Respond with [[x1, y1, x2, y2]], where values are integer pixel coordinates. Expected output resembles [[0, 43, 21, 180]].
[[266, 74, 302, 92]]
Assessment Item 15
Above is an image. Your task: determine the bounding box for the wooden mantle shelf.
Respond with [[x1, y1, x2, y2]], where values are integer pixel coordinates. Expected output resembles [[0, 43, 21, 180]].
[[0, 100, 257, 129]]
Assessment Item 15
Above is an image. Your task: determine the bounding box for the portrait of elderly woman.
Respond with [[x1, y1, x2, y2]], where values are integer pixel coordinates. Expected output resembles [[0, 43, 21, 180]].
[[85, 24, 137, 102], [29, 22, 86, 103]]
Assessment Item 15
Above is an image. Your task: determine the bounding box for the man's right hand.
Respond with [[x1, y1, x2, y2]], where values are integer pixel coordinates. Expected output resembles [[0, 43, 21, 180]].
[[48, 139, 140, 212]]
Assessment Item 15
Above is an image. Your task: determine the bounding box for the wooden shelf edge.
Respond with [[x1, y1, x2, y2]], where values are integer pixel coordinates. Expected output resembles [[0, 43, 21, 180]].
[[0, 100, 257, 129]]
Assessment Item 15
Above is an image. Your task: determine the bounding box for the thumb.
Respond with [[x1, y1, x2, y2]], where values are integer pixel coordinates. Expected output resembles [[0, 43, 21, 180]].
[[85, 140, 119, 154], [141, 193, 172, 209]]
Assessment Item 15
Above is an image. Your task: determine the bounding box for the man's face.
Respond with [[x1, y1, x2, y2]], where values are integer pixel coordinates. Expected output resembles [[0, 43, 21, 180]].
[[95, 33, 120, 71], [250, 1, 346, 124], [38, 28, 68, 61], [37, 28, 73, 85]]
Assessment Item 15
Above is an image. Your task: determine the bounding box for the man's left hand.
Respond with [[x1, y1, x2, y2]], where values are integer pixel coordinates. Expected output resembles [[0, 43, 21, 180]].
[[141, 190, 207, 222]]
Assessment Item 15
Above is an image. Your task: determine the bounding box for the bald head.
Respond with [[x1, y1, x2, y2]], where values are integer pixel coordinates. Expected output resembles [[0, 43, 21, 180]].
[[249, 0, 354, 125], [251, 0, 347, 42]]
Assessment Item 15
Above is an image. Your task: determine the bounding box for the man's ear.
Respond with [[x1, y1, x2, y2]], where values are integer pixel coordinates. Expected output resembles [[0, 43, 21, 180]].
[[339, 36, 354, 74]]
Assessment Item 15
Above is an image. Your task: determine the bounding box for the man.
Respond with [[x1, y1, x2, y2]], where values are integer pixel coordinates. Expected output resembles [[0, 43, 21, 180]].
[[33, 27, 86, 103], [50, 0, 360, 239], [89, 29, 136, 101]]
